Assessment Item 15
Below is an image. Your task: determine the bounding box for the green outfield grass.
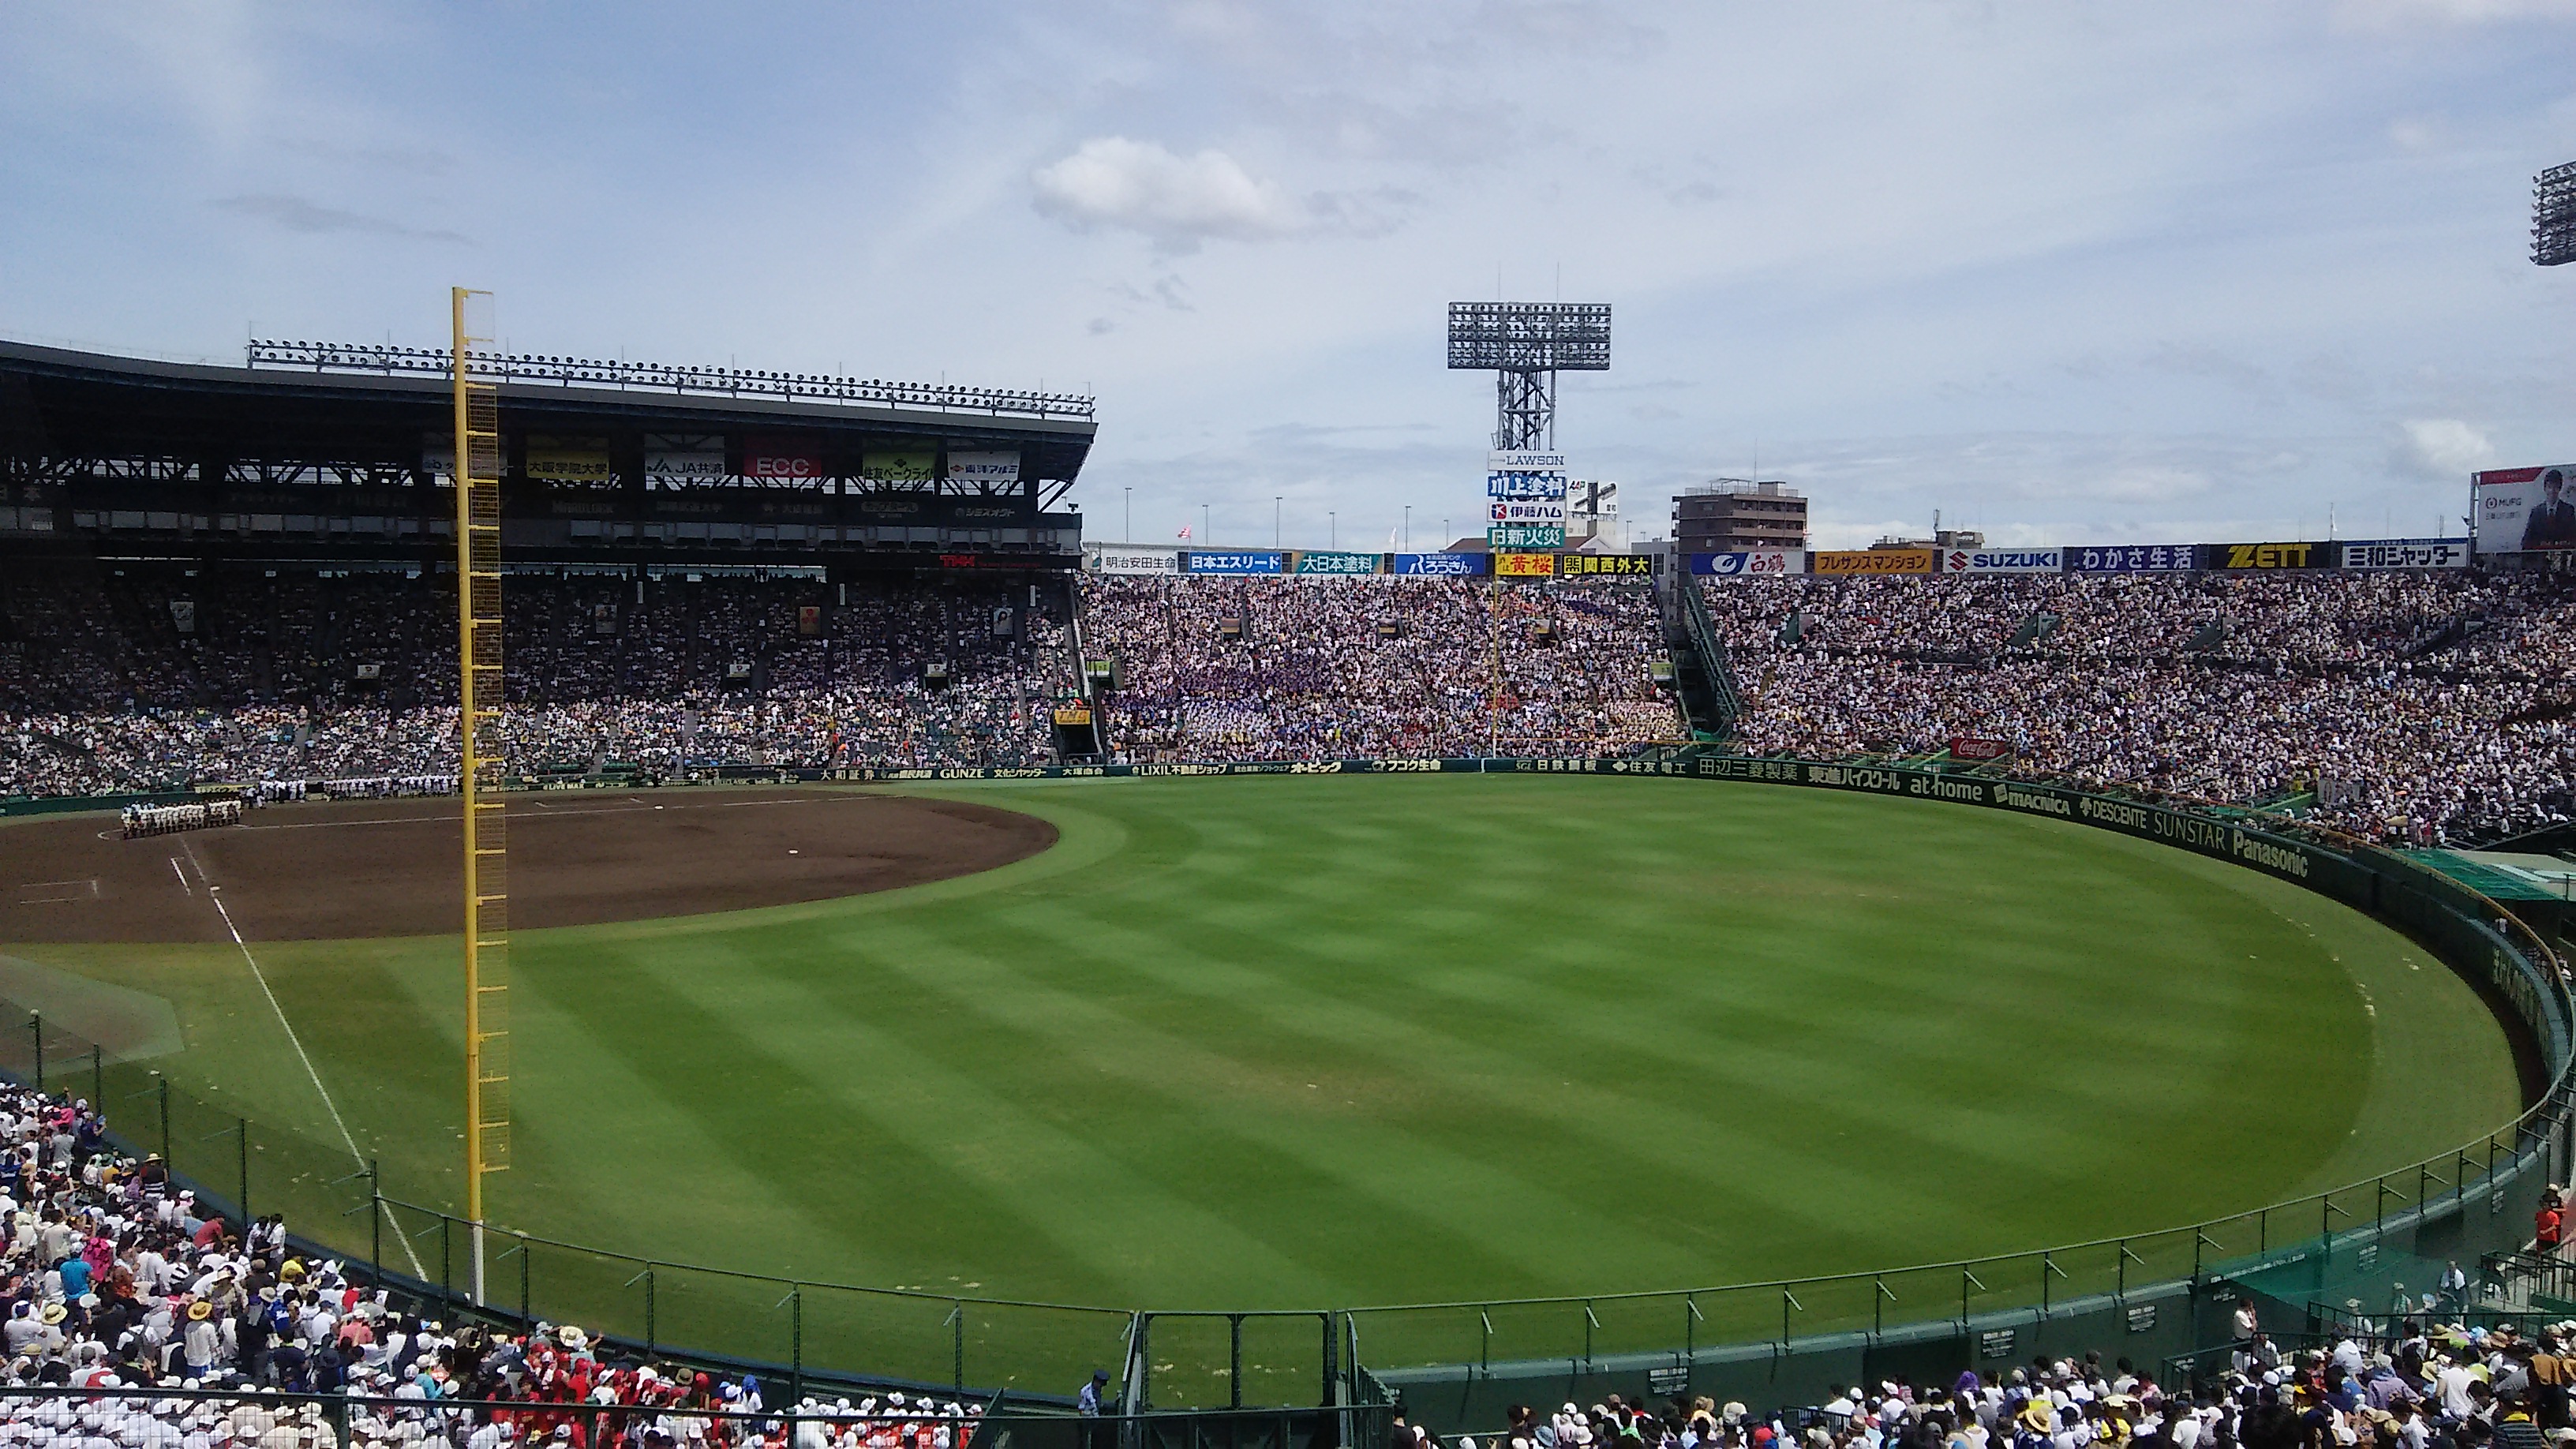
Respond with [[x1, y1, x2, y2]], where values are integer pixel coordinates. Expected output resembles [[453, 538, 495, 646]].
[[0, 775, 2525, 1392]]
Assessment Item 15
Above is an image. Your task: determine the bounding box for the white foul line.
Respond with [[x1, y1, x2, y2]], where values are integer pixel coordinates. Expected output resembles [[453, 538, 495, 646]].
[[178, 840, 429, 1280], [169, 858, 193, 897]]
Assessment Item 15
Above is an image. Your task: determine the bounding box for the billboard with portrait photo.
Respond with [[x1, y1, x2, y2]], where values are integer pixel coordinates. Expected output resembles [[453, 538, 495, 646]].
[[2473, 466, 2576, 553]]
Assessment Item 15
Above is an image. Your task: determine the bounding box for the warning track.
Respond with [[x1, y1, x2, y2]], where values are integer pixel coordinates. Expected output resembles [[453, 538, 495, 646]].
[[0, 790, 1054, 943]]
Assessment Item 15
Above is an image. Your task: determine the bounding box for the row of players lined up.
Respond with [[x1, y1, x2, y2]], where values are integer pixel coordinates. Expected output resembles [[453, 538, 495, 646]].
[[117, 801, 241, 840]]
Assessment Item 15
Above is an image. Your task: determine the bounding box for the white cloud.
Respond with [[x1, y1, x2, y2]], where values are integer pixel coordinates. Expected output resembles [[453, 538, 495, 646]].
[[2399, 418, 2496, 475], [1032, 137, 1308, 246]]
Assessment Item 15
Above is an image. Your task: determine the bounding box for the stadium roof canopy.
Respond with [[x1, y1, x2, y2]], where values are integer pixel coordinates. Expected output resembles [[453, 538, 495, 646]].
[[0, 339, 1096, 493], [0, 340, 1094, 570]]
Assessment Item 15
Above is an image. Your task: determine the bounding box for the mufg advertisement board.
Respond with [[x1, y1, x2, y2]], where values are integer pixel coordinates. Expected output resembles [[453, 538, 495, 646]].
[[2474, 466, 2576, 553]]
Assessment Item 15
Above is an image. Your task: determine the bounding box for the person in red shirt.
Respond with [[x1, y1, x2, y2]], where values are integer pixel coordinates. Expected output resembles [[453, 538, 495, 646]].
[[2538, 1200, 2564, 1252]]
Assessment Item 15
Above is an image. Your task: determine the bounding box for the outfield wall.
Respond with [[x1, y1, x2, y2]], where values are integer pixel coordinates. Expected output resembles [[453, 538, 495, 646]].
[[0, 755, 2563, 1434]]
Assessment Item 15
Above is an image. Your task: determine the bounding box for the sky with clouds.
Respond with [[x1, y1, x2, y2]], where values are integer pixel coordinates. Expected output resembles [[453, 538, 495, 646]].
[[3, 1, 2574, 550]]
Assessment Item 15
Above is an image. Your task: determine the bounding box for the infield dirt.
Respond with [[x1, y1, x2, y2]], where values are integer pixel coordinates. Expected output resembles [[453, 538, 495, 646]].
[[0, 789, 1054, 943]]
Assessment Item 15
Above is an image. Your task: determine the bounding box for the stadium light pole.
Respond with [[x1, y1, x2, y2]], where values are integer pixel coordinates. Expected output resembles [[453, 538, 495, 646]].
[[1202, 504, 1211, 547], [1403, 504, 1410, 551], [2535, 161, 2576, 268], [1275, 496, 1282, 549], [1329, 511, 1335, 549], [1123, 486, 1132, 545]]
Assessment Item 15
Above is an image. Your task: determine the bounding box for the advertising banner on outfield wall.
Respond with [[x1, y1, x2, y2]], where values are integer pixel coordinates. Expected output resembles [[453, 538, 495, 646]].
[[1184, 550, 1286, 575], [1940, 548, 2062, 574], [1559, 553, 1657, 576], [1692, 550, 1806, 578], [1688, 756, 2363, 896], [1811, 549, 1934, 575], [1086, 545, 1184, 575], [2201, 541, 2333, 571], [1950, 736, 2013, 760], [2069, 545, 2196, 573], [946, 451, 1020, 488], [1391, 552, 1489, 577], [743, 436, 826, 486], [2339, 537, 2472, 570], [526, 436, 613, 485], [644, 434, 727, 489], [1495, 552, 1558, 577], [1291, 551, 1382, 575], [2473, 466, 2576, 552]]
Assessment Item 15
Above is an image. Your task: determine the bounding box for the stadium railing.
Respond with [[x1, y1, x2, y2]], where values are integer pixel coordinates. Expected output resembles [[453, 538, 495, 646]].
[[2, 754, 2565, 1436], [1664, 575, 1740, 736]]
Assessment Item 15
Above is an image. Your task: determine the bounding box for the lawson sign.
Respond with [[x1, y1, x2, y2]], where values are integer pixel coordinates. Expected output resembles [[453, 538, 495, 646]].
[[1940, 548, 2061, 574]]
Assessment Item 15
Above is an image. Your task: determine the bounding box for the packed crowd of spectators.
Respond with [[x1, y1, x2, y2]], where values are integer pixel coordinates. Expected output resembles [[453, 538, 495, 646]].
[[1080, 576, 1678, 759], [0, 1076, 994, 1447], [0, 571, 1070, 794], [1706, 570, 2576, 845], [1433, 1312, 2576, 1449], [11, 556, 2576, 844]]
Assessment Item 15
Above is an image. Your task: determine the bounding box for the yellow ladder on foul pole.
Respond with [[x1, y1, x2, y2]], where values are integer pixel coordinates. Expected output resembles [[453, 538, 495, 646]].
[[451, 288, 509, 1303]]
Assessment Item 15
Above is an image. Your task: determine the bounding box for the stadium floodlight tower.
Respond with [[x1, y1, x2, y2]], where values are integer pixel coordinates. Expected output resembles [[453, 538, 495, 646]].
[[2535, 162, 2576, 267], [1446, 301, 1612, 450]]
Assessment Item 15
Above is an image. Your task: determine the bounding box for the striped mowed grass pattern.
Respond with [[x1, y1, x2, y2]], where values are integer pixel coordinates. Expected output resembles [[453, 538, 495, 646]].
[[3, 776, 2520, 1392]]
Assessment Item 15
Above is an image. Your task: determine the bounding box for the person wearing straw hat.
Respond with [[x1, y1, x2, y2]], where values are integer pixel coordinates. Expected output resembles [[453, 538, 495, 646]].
[[182, 1299, 220, 1379]]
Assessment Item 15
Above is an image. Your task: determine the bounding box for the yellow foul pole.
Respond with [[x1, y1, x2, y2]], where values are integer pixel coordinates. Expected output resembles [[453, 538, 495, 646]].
[[451, 289, 510, 1303]]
